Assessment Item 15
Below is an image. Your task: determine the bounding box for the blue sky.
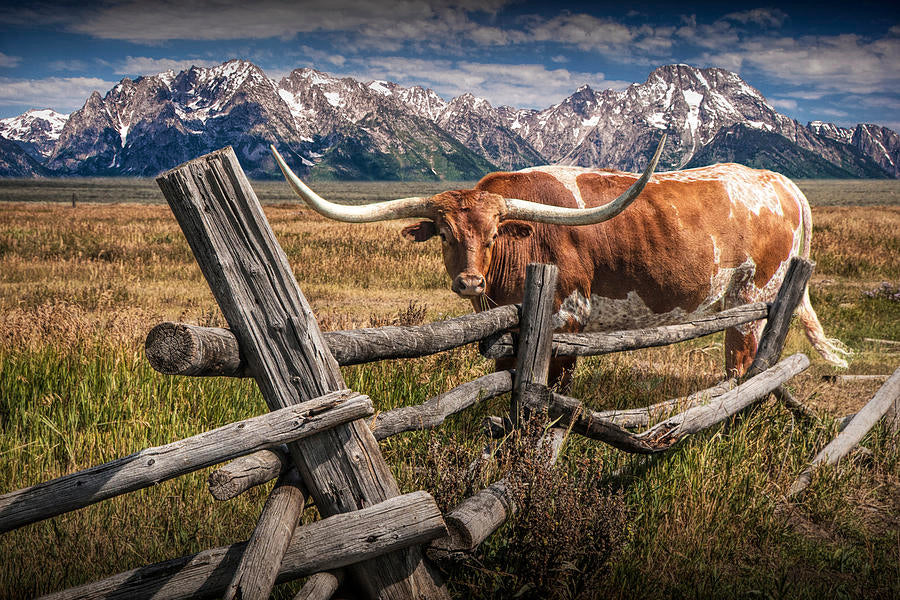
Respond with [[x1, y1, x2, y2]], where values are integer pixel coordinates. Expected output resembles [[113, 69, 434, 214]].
[[1, 1, 898, 129]]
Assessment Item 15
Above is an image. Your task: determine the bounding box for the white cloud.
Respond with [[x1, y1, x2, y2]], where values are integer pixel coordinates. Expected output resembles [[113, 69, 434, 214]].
[[297, 46, 346, 68], [47, 59, 91, 72], [527, 13, 635, 52], [26, 0, 515, 47], [0, 52, 21, 68], [0, 76, 116, 112], [675, 16, 740, 50], [356, 57, 627, 108], [781, 90, 828, 101], [737, 34, 900, 93], [817, 108, 850, 119], [697, 51, 745, 72], [722, 9, 788, 28], [770, 98, 798, 111]]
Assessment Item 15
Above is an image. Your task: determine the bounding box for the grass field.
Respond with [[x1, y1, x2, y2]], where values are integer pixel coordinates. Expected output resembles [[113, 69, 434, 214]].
[[1, 179, 899, 599]]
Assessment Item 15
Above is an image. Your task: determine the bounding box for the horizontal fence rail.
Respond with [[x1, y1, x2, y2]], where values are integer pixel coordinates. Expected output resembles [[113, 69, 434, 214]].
[[208, 446, 290, 501], [41, 491, 445, 600], [481, 302, 770, 359], [371, 370, 514, 440], [145, 304, 520, 376], [207, 371, 516, 501], [0, 390, 371, 533], [146, 303, 772, 377]]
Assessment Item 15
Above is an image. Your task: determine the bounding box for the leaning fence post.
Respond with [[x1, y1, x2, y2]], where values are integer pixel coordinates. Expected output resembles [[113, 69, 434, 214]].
[[156, 147, 446, 600], [223, 469, 308, 600], [511, 263, 559, 427]]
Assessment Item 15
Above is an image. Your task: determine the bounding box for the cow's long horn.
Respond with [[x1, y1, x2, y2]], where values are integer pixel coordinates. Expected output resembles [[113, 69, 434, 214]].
[[502, 134, 667, 225], [270, 146, 434, 222]]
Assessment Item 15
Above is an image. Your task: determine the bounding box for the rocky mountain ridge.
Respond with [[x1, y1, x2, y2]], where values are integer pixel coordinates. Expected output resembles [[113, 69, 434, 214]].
[[1, 59, 897, 180]]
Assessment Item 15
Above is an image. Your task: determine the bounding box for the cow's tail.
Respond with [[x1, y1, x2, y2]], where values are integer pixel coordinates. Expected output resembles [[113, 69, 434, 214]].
[[797, 288, 851, 368], [794, 191, 852, 369]]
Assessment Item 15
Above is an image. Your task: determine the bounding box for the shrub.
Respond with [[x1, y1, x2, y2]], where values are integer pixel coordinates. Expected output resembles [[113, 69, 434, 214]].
[[423, 418, 626, 599], [862, 281, 900, 302]]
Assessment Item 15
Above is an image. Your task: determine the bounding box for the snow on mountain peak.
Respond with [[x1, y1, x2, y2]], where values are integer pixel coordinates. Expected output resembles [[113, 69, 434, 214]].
[[0, 108, 70, 157]]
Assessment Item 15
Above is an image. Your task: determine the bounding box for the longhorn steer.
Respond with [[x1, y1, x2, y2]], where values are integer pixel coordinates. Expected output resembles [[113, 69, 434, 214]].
[[271, 138, 848, 385]]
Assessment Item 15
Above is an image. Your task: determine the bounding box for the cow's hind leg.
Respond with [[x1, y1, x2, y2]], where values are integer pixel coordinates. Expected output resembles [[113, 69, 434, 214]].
[[725, 326, 758, 377]]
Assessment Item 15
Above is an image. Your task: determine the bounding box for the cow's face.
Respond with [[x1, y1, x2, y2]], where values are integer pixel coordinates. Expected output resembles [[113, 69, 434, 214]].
[[401, 190, 532, 298]]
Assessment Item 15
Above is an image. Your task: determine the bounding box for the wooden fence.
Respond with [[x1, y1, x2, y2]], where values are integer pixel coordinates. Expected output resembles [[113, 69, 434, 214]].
[[2, 146, 898, 600]]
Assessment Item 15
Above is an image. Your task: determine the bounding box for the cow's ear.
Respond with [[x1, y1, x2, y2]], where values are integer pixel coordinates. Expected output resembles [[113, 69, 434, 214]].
[[498, 221, 534, 239], [401, 220, 437, 242]]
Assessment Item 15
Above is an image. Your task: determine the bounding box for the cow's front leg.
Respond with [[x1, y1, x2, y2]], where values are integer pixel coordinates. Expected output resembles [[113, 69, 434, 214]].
[[494, 356, 577, 392]]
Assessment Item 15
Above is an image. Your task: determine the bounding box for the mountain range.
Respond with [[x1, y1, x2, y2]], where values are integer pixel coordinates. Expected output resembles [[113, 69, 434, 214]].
[[1, 59, 897, 180]]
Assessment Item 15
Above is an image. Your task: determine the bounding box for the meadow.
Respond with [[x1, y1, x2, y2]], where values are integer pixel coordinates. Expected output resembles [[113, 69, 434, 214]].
[[1, 178, 898, 599]]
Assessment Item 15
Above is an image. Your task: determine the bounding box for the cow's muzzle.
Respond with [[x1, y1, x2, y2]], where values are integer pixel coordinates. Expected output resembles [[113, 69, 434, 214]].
[[452, 273, 486, 297]]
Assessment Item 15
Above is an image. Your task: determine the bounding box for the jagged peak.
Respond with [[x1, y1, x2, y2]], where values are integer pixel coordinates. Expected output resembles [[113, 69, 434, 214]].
[[18, 108, 69, 120], [856, 122, 897, 134], [284, 67, 340, 86], [449, 92, 492, 109]]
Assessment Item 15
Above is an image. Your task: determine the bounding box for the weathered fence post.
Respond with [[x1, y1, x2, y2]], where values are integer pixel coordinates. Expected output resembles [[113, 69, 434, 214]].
[[428, 264, 564, 560], [156, 147, 446, 600], [511, 263, 559, 426]]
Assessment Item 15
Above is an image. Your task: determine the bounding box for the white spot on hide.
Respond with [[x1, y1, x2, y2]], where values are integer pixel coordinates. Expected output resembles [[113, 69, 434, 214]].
[[517, 165, 588, 208]]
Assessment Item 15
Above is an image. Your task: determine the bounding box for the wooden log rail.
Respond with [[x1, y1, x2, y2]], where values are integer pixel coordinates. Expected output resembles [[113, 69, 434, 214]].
[[513, 354, 809, 454], [480, 301, 770, 360], [370, 370, 513, 440], [224, 468, 307, 600], [207, 370, 516, 501], [147, 301, 769, 376], [40, 491, 445, 600], [145, 303, 774, 379], [146, 304, 520, 376], [208, 446, 290, 501], [0, 390, 371, 533], [637, 354, 809, 448]]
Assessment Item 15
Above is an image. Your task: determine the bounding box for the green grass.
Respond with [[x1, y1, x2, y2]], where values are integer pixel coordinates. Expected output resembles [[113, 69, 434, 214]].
[[1, 180, 899, 598]]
